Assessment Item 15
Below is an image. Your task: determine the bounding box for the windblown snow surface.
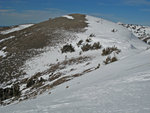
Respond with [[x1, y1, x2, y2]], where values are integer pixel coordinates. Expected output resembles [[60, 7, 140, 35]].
[[1, 15, 150, 113]]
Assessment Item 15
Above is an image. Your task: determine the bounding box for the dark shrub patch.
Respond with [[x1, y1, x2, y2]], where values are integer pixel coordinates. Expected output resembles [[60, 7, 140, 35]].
[[111, 29, 117, 32], [77, 40, 83, 47], [39, 77, 45, 83], [26, 77, 45, 89], [81, 42, 102, 52], [111, 56, 118, 62], [102, 46, 121, 56], [0, 84, 20, 102], [61, 44, 75, 53], [89, 33, 95, 37], [95, 63, 100, 69], [103, 56, 118, 65], [26, 78, 36, 88], [81, 43, 92, 51], [103, 56, 111, 64], [86, 38, 92, 42], [92, 42, 102, 50]]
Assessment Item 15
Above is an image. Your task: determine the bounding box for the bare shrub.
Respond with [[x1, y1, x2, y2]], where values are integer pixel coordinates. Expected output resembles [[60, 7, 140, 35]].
[[89, 33, 95, 37], [111, 56, 118, 62], [92, 42, 102, 50], [81, 42, 102, 52], [102, 46, 121, 56], [61, 44, 75, 53], [95, 63, 100, 69], [79, 51, 82, 55], [49, 72, 62, 81], [26, 78, 36, 88], [81, 43, 92, 51], [86, 38, 92, 42], [103, 56, 118, 65], [77, 40, 83, 47], [111, 29, 117, 32], [103, 56, 111, 64], [0, 83, 20, 102], [66, 86, 69, 88]]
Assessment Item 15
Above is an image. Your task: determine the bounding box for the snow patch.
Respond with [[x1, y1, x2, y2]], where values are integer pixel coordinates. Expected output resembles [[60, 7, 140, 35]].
[[0, 36, 15, 43], [62, 15, 74, 20], [0, 24, 33, 35], [0, 46, 7, 57], [0, 50, 6, 57]]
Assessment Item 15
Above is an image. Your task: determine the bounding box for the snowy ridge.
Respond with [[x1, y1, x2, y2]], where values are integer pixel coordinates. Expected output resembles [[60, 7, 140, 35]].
[[0, 24, 33, 35], [84, 16, 147, 49]]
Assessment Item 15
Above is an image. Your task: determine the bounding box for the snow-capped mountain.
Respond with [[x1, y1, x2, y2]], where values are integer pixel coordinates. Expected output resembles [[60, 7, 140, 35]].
[[0, 14, 150, 113]]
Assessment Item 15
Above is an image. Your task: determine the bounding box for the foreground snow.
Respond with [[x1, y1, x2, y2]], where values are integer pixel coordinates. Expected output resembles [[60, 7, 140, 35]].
[[1, 49, 150, 113], [0, 24, 33, 35]]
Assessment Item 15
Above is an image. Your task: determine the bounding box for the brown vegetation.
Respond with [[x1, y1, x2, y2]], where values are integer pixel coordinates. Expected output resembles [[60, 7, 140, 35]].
[[103, 56, 118, 65], [101, 46, 121, 56], [81, 42, 102, 52], [61, 44, 75, 53]]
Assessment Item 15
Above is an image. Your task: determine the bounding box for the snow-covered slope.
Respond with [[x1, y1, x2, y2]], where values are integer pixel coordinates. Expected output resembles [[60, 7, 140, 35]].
[[0, 14, 150, 112], [23, 15, 148, 77], [80, 16, 147, 50], [1, 48, 150, 113], [0, 24, 33, 35]]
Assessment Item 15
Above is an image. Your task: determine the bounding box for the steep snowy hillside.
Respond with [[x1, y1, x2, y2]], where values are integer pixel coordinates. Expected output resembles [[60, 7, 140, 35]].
[[0, 14, 150, 112], [1, 47, 150, 113]]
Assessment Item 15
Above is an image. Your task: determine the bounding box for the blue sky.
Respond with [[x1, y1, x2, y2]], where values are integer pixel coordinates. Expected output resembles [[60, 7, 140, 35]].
[[0, 0, 150, 26]]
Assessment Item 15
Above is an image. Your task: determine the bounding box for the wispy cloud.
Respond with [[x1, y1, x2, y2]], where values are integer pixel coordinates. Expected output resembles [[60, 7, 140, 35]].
[[0, 9, 14, 13], [124, 0, 150, 5], [0, 8, 67, 25]]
